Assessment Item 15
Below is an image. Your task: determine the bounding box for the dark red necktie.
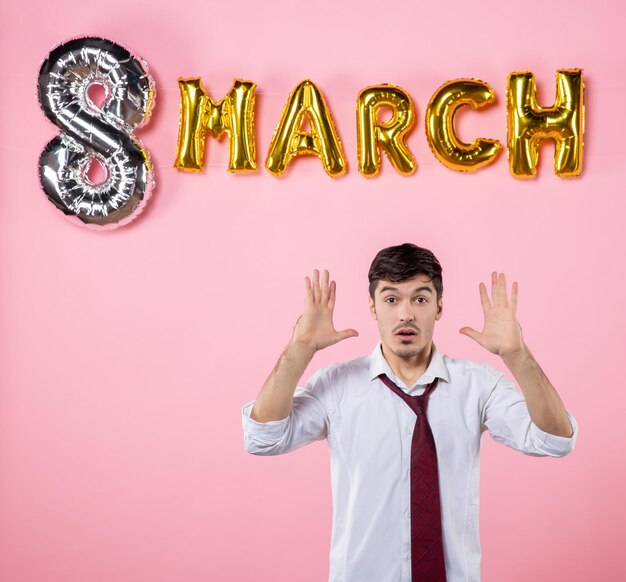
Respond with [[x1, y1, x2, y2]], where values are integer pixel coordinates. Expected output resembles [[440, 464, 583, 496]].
[[379, 374, 447, 582]]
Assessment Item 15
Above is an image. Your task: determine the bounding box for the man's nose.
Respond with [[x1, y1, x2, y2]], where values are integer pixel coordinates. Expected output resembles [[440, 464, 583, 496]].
[[399, 302, 415, 322]]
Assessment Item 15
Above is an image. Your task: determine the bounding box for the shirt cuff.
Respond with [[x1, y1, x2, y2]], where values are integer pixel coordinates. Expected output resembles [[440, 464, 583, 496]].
[[529, 411, 579, 456], [241, 400, 290, 443]]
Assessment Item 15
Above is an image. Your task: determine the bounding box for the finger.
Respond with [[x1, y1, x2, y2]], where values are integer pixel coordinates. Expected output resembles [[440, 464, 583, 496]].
[[304, 276, 313, 306], [492, 271, 503, 308], [499, 272, 508, 306], [312, 269, 321, 302], [321, 269, 330, 304], [459, 326, 482, 344], [479, 282, 491, 312], [336, 328, 359, 341], [510, 281, 518, 314], [328, 280, 337, 310]]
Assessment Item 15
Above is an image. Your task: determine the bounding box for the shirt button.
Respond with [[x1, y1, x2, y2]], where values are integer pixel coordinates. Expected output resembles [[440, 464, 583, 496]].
[[406, 426, 412, 434]]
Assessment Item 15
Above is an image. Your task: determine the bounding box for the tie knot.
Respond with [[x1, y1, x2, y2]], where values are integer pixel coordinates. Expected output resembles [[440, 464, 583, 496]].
[[378, 373, 435, 416]]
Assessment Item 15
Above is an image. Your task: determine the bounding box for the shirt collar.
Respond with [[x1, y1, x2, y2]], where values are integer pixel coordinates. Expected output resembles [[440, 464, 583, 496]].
[[368, 341, 451, 387]]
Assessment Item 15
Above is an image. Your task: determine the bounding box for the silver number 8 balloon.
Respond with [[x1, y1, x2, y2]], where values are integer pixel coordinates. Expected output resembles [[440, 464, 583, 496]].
[[38, 37, 156, 229]]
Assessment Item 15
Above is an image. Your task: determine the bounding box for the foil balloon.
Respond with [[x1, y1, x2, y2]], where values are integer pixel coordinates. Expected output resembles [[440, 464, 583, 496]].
[[425, 79, 501, 172], [38, 37, 155, 229], [266, 80, 346, 177], [175, 78, 257, 172], [356, 84, 417, 177], [507, 69, 584, 178]]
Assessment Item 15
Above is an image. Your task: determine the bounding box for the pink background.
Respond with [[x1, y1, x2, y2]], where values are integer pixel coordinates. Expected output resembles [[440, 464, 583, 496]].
[[1, 1, 624, 580]]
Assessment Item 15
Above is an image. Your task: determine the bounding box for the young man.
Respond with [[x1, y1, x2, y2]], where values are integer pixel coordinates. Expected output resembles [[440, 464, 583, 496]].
[[242, 243, 577, 582]]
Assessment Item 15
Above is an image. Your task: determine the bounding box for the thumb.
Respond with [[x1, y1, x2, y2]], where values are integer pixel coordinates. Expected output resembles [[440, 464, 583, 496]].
[[459, 327, 481, 343], [337, 328, 359, 341]]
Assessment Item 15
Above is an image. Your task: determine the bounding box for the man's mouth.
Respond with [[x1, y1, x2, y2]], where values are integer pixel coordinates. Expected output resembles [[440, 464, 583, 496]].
[[395, 328, 418, 339]]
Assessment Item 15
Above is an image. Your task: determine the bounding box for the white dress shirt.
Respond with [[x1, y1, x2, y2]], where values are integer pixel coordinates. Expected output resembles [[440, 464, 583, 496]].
[[242, 344, 578, 582]]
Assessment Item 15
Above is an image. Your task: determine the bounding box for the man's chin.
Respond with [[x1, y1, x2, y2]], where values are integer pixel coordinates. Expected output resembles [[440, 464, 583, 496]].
[[392, 346, 422, 359], [381, 338, 432, 360]]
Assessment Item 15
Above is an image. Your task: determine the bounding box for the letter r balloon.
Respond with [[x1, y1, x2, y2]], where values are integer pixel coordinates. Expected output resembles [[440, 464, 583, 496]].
[[357, 85, 417, 177]]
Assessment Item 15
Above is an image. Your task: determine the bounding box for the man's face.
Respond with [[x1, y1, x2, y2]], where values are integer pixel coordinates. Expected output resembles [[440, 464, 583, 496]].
[[369, 274, 443, 360]]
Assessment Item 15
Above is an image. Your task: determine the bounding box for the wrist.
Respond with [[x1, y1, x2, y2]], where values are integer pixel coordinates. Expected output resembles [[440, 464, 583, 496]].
[[288, 338, 318, 360], [500, 343, 531, 370]]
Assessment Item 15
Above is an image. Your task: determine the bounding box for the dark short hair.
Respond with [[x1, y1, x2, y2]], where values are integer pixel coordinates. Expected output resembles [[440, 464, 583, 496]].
[[368, 243, 443, 300]]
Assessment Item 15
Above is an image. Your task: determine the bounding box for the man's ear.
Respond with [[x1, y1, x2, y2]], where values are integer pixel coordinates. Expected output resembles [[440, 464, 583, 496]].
[[369, 295, 377, 320], [435, 297, 443, 320]]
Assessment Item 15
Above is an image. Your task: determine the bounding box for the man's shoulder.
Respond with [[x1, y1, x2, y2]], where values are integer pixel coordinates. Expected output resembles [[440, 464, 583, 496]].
[[319, 353, 371, 378], [307, 353, 371, 388], [439, 352, 504, 384]]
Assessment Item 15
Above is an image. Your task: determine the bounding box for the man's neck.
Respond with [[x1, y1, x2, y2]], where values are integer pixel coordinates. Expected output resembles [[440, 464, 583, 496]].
[[381, 341, 434, 388]]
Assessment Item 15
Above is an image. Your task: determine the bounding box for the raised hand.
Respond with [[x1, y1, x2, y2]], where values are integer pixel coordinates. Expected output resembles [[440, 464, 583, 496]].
[[459, 272, 524, 357], [292, 269, 359, 352]]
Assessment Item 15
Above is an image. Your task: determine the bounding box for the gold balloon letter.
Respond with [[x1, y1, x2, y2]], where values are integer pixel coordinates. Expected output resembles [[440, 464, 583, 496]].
[[266, 80, 346, 177], [356, 85, 416, 177], [507, 69, 584, 178], [425, 79, 501, 172], [175, 78, 257, 172]]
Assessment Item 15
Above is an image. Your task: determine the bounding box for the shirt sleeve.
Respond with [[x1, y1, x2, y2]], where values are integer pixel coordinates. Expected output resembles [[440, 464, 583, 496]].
[[481, 373, 579, 457], [241, 369, 330, 456]]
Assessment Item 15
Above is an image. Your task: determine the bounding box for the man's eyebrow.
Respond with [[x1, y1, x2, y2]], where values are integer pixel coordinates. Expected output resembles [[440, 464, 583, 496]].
[[378, 285, 433, 294]]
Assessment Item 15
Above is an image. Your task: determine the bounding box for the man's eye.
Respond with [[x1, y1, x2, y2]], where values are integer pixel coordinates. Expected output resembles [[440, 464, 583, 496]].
[[385, 297, 397, 303], [414, 297, 427, 303]]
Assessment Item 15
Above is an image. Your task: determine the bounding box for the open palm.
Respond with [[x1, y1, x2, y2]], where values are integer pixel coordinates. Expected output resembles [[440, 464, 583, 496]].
[[459, 272, 524, 357], [293, 269, 358, 351]]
